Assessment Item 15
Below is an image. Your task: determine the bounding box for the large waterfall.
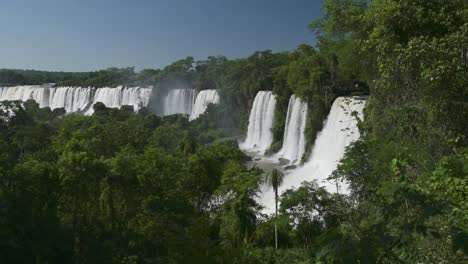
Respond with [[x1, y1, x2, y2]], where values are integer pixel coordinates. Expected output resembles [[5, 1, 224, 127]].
[[275, 95, 308, 164], [189, 89, 220, 121], [162, 89, 196, 116], [0, 86, 52, 108], [0, 85, 152, 114], [240, 91, 276, 154], [49, 87, 94, 112], [258, 96, 366, 214]]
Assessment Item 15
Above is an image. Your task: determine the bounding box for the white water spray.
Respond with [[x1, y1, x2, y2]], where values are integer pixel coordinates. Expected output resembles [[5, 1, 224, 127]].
[[0, 85, 152, 114], [50, 87, 94, 113], [162, 89, 195, 116], [258, 96, 366, 214], [275, 95, 308, 164], [189, 89, 220, 121], [85, 86, 150, 115], [240, 91, 276, 155], [0, 86, 51, 108]]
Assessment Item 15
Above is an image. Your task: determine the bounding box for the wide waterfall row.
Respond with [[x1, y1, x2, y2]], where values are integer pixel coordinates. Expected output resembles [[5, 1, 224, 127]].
[[162, 89, 196, 116], [0, 85, 52, 108], [189, 90, 220, 120], [275, 95, 308, 164], [258, 96, 366, 213], [0, 86, 221, 119], [240, 91, 276, 154], [0, 85, 151, 114]]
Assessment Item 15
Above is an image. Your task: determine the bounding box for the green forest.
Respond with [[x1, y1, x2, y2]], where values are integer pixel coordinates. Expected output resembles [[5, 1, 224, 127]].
[[0, 0, 467, 263]]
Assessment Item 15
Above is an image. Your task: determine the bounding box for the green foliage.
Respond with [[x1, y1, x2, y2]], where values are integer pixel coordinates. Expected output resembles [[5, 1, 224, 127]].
[[269, 65, 291, 153], [216, 162, 262, 260], [0, 103, 260, 263], [0, 69, 90, 86], [219, 50, 289, 134], [310, 0, 373, 81], [270, 44, 333, 160], [194, 56, 228, 91], [0, 1, 465, 262], [320, 0, 468, 262]]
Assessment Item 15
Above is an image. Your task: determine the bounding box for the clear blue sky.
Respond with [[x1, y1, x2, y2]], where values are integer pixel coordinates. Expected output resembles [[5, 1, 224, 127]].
[[0, 0, 324, 72]]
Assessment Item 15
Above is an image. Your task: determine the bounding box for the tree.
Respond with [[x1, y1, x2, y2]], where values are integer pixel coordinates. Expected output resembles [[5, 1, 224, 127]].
[[217, 162, 261, 253], [265, 168, 285, 251], [56, 133, 108, 263]]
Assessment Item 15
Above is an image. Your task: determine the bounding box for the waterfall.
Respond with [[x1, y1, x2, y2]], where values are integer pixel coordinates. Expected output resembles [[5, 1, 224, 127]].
[[120, 87, 152, 110], [258, 96, 366, 214], [0, 86, 50, 108], [49, 87, 94, 113], [240, 91, 276, 154], [275, 95, 308, 164], [0, 85, 152, 114], [162, 89, 196, 116], [189, 89, 220, 120], [85, 86, 151, 115], [282, 96, 366, 193]]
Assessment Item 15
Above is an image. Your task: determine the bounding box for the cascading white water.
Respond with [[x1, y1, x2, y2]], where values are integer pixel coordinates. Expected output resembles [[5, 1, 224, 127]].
[[240, 91, 276, 154], [49, 87, 94, 113], [162, 89, 196, 116], [258, 96, 366, 214], [0, 85, 152, 114], [120, 87, 152, 110], [189, 89, 220, 121], [0, 86, 50, 108], [275, 95, 308, 164], [85, 86, 151, 115]]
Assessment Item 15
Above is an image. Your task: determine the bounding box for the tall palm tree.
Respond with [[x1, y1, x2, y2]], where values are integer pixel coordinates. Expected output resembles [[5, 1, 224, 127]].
[[265, 168, 285, 251]]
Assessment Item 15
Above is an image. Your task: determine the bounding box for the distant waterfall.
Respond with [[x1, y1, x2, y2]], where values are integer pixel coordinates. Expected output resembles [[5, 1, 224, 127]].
[[121, 87, 152, 110], [0, 86, 51, 108], [0, 85, 152, 114], [189, 89, 220, 121], [162, 89, 196, 116], [85, 86, 151, 114], [275, 95, 308, 164], [258, 96, 366, 214], [240, 91, 276, 154], [49, 87, 94, 113]]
